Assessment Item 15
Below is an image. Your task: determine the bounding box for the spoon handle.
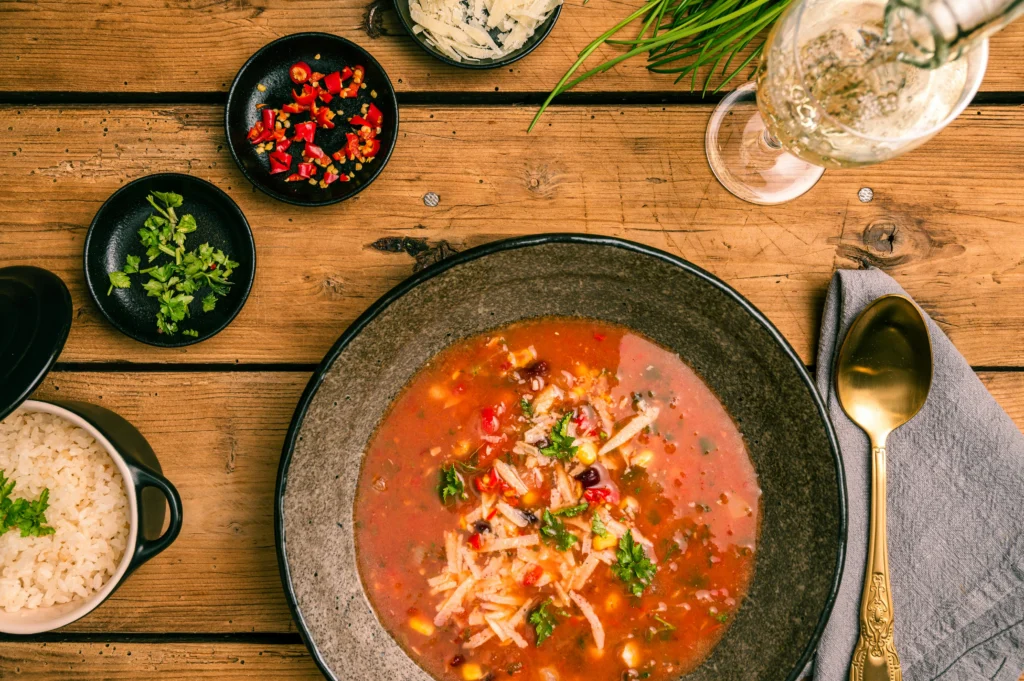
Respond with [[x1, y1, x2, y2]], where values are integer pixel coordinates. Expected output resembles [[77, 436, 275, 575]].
[[849, 441, 901, 681]]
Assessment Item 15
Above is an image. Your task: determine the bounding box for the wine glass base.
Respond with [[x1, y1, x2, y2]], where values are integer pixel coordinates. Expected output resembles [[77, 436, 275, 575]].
[[706, 82, 825, 205]]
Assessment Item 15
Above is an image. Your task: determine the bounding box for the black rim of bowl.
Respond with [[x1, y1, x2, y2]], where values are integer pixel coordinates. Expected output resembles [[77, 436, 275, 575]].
[[274, 233, 849, 681], [225, 32, 399, 207], [393, 0, 563, 69], [83, 172, 256, 348]]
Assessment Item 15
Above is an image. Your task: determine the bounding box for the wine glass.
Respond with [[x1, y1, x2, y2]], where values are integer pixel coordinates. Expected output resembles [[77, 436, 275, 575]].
[[704, 0, 989, 205]]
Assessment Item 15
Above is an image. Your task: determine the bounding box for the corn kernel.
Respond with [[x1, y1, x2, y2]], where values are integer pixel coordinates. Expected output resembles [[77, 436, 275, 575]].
[[621, 641, 641, 668], [256, 83, 266, 92], [429, 384, 446, 400], [576, 441, 598, 466], [593, 533, 618, 551], [408, 615, 435, 637], [605, 591, 622, 611], [632, 449, 654, 468], [522, 490, 539, 506], [461, 663, 485, 681]]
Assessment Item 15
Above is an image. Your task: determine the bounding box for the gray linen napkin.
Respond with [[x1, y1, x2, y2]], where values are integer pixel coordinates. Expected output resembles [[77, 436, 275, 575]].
[[812, 269, 1024, 681]]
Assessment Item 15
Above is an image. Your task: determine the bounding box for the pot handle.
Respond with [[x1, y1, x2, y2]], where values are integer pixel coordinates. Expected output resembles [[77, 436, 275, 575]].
[[128, 464, 184, 570]]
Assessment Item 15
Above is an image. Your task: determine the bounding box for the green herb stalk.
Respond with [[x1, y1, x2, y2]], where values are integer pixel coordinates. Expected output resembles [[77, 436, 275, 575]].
[[529, 0, 793, 131]]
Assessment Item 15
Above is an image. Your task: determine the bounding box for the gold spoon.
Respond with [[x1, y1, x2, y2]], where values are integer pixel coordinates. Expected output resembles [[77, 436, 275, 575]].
[[836, 294, 932, 681]]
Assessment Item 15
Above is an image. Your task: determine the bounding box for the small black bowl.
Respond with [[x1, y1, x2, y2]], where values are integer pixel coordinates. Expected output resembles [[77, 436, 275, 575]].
[[225, 33, 399, 207], [84, 173, 256, 347], [394, 0, 562, 69]]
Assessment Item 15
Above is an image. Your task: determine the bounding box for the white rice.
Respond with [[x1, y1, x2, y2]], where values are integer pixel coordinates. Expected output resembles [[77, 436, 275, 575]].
[[0, 409, 130, 612]]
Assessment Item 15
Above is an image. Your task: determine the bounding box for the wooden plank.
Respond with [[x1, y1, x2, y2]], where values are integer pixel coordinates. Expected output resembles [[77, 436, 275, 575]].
[[16, 371, 1024, 634], [1, 104, 1022, 366], [33, 372, 306, 634], [0, 0, 1023, 94], [0, 643, 321, 680]]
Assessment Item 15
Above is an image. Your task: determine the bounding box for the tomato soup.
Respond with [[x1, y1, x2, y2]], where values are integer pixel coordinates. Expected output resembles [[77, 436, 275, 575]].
[[355, 318, 761, 681]]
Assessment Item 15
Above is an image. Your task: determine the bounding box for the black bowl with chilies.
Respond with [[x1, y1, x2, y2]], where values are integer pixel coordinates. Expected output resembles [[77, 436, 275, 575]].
[[394, 0, 563, 69], [84, 173, 256, 348], [225, 32, 399, 207]]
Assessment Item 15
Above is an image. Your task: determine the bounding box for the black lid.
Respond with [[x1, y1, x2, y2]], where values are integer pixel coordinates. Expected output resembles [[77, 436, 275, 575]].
[[0, 266, 73, 421]]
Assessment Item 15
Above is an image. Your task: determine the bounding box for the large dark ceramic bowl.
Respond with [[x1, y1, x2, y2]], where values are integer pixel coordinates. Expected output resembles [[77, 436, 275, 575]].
[[276, 235, 847, 681]]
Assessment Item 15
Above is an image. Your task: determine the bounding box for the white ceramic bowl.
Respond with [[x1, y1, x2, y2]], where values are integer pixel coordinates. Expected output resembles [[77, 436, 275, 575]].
[[0, 399, 182, 634]]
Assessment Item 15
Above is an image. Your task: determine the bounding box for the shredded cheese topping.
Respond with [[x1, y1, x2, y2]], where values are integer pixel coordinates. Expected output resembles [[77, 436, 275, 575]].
[[409, 0, 563, 63]]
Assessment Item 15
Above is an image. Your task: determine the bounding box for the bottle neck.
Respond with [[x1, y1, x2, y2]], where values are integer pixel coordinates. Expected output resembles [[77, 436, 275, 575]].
[[886, 0, 1024, 68]]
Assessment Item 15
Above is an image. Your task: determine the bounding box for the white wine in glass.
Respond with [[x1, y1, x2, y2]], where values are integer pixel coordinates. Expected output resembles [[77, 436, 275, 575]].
[[703, 0, 1011, 205]]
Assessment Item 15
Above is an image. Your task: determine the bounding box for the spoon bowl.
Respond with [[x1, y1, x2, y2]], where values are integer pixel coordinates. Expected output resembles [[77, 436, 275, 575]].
[[836, 295, 932, 440]]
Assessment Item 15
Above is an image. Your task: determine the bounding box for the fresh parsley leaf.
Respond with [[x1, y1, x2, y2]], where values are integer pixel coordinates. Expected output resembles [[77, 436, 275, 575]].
[[438, 464, 467, 504], [520, 398, 532, 417], [107, 270, 132, 295], [653, 615, 675, 631], [0, 470, 54, 538], [539, 413, 578, 461], [552, 502, 589, 518], [714, 611, 729, 623], [540, 509, 578, 551], [151, 190, 184, 209], [124, 254, 141, 274], [181, 329, 199, 338], [202, 293, 217, 313], [611, 530, 657, 596], [177, 214, 198, 234], [591, 514, 610, 538], [527, 599, 558, 645]]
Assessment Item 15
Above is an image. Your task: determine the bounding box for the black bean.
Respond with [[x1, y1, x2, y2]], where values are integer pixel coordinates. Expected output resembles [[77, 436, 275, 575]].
[[472, 520, 493, 534], [523, 359, 550, 378], [575, 466, 601, 488], [449, 655, 465, 667], [522, 509, 538, 524]]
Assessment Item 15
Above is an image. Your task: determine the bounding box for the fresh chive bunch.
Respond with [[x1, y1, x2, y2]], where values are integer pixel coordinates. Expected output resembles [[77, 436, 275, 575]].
[[530, 0, 793, 130]]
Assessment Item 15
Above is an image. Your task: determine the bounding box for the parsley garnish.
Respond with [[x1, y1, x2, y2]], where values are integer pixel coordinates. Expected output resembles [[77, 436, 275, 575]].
[[591, 514, 610, 538], [106, 191, 238, 338], [653, 615, 676, 631], [438, 464, 467, 504], [611, 531, 657, 596], [714, 611, 729, 623], [520, 398, 532, 416], [551, 502, 589, 517], [540, 413, 577, 461], [0, 470, 55, 538], [540, 509, 578, 551], [527, 599, 559, 645]]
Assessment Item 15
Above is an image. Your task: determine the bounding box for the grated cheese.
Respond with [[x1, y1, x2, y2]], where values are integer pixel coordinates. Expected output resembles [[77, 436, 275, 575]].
[[409, 0, 563, 63]]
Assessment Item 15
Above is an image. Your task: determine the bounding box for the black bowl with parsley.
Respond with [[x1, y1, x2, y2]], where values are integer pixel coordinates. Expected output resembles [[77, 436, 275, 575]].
[[84, 173, 255, 348]]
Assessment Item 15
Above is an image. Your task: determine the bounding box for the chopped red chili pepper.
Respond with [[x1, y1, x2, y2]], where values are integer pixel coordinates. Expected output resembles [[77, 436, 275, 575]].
[[323, 71, 343, 94], [323, 171, 340, 185], [289, 61, 312, 84], [315, 107, 335, 130], [486, 508, 497, 520], [341, 81, 360, 99], [269, 155, 291, 175], [341, 66, 353, 81], [269, 150, 292, 165], [284, 173, 305, 182], [352, 65, 365, 84], [297, 162, 317, 179], [292, 84, 318, 106], [261, 108, 276, 131], [365, 103, 383, 127], [522, 565, 543, 586], [344, 132, 360, 161], [318, 89, 333, 104], [281, 102, 306, 114], [331, 150, 346, 163], [467, 533, 484, 551], [356, 125, 375, 142], [246, 122, 264, 142], [304, 143, 326, 160], [275, 138, 292, 153], [349, 115, 372, 128], [583, 487, 612, 503], [481, 407, 500, 435], [291, 121, 316, 144], [361, 138, 380, 159], [309, 71, 325, 83]]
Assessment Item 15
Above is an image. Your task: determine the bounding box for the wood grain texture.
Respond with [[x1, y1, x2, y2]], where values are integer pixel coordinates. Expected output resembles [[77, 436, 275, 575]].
[[0, 643, 321, 679], [0, 0, 1023, 94], [1, 104, 1022, 366], [17, 370, 1024, 635]]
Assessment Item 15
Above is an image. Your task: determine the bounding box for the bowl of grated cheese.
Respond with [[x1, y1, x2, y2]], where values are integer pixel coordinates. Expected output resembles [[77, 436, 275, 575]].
[[395, 0, 564, 68]]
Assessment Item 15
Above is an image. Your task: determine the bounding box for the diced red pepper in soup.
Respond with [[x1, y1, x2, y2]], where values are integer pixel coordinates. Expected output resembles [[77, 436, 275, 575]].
[[355, 318, 761, 681]]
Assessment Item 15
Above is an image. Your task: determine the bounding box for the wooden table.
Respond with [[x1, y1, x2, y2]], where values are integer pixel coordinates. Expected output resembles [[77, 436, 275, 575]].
[[1, 1, 1022, 678]]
